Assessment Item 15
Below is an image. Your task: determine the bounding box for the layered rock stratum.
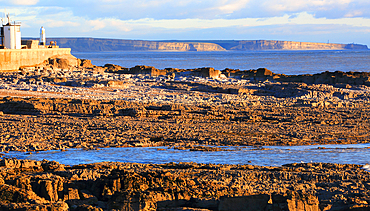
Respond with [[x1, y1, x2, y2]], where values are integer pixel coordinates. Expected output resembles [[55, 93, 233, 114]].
[[40, 38, 369, 52]]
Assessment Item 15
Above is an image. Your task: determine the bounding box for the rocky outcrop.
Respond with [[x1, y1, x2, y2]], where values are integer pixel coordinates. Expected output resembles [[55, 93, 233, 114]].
[[126, 65, 168, 76], [222, 68, 370, 87], [192, 67, 221, 78], [47, 54, 79, 69], [107, 65, 221, 78], [218, 194, 320, 211], [0, 159, 368, 211], [276, 71, 370, 86]]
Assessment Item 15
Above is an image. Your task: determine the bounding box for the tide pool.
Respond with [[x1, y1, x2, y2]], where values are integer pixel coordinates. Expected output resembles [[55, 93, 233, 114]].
[[4, 143, 370, 167]]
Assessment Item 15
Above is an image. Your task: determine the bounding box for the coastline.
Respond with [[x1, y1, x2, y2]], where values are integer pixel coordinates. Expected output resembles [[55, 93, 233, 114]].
[[71, 50, 370, 76], [0, 64, 370, 151], [0, 57, 369, 210], [45, 38, 369, 52]]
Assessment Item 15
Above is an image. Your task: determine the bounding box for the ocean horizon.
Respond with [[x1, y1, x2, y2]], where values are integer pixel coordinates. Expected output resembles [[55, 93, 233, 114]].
[[72, 49, 370, 75]]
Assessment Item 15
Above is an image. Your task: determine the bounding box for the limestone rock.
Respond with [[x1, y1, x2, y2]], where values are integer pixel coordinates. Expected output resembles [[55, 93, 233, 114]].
[[48, 54, 79, 69], [127, 65, 167, 76], [193, 67, 221, 79], [0, 161, 368, 210], [79, 59, 94, 68]]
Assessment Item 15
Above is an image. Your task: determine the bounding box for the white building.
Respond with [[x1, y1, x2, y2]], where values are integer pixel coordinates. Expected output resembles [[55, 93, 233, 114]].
[[1, 15, 21, 49]]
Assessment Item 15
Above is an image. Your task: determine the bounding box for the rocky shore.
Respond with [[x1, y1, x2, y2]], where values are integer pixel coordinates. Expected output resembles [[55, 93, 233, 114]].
[[0, 58, 369, 151], [0, 95, 369, 152], [0, 56, 369, 210], [0, 158, 369, 211]]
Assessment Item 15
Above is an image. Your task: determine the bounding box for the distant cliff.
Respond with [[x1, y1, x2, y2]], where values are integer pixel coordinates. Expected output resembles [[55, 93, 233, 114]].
[[42, 38, 368, 52], [224, 40, 369, 50], [45, 38, 225, 52]]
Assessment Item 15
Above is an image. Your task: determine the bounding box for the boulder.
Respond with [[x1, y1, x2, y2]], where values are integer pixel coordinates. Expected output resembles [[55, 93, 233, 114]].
[[0, 158, 41, 169], [256, 68, 273, 76], [129, 65, 167, 76], [194, 67, 221, 78], [105, 80, 130, 88], [48, 54, 79, 69], [104, 63, 124, 72], [80, 59, 94, 68]]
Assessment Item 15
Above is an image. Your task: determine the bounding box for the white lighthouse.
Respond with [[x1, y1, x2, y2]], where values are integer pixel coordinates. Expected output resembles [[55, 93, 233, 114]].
[[2, 14, 21, 49], [40, 26, 45, 45]]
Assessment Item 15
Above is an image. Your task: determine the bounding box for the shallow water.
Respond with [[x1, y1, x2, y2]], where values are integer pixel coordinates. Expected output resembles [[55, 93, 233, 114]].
[[5, 143, 370, 166], [72, 50, 370, 75]]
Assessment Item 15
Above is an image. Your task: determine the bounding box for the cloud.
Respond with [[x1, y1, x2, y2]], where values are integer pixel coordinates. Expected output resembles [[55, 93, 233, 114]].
[[11, 0, 369, 21], [0, 0, 39, 6], [343, 9, 364, 18], [44, 20, 80, 28], [12, 0, 39, 5], [87, 19, 107, 31], [257, 0, 370, 19], [86, 18, 131, 32], [3, 0, 370, 46], [122, 12, 370, 30], [216, 0, 250, 14]]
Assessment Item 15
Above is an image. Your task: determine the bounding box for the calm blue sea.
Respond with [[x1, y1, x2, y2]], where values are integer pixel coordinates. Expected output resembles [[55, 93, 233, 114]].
[[72, 50, 370, 75]]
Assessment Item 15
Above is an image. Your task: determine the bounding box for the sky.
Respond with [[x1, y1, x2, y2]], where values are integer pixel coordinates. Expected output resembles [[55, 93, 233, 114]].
[[1, 0, 370, 46]]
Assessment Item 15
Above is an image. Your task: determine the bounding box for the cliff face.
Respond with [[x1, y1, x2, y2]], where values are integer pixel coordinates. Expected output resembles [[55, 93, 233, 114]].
[[43, 38, 368, 52], [229, 40, 369, 50], [46, 38, 225, 52]]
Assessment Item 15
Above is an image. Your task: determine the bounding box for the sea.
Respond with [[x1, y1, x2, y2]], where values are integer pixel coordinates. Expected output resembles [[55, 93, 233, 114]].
[[72, 50, 370, 75]]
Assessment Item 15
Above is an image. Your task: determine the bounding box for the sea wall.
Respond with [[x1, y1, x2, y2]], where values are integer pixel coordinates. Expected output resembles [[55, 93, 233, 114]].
[[0, 48, 72, 71]]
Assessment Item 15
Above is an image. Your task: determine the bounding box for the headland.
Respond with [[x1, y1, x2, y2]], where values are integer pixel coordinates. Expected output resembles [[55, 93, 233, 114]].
[[44, 38, 369, 52]]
